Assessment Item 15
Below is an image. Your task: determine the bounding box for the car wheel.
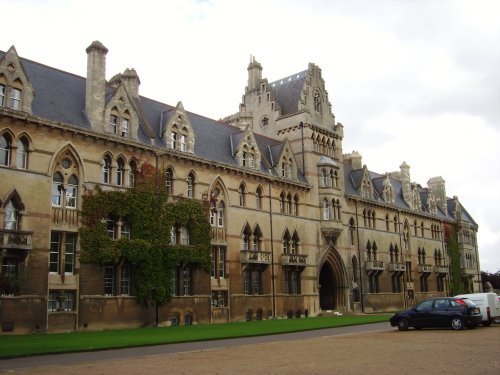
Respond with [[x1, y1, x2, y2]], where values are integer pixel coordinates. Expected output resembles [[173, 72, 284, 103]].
[[397, 318, 409, 331], [451, 317, 464, 330]]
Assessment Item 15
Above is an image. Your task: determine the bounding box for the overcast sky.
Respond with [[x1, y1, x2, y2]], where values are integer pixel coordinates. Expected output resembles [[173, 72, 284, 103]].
[[4, 0, 500, 272]]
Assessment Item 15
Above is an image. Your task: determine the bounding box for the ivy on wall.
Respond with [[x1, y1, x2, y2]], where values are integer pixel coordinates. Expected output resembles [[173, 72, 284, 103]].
[[79, 163, 211, 306], [444, 224, 465, 295]]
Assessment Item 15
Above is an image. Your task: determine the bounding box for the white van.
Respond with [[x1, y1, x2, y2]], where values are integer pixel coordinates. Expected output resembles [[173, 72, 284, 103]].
[[454, 293, 500, 326]]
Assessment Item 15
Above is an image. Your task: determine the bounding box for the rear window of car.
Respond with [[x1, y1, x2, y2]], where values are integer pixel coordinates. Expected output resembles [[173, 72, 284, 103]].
[[453, 298, 477, 307]]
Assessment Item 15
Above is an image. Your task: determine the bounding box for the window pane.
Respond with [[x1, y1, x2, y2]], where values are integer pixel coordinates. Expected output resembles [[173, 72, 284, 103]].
[[64, 233, 76, 274], [104, 266, 115, 295], [50, 232, 61, 273], [0, 135, 10, 166], [9, 88, 21, 110]]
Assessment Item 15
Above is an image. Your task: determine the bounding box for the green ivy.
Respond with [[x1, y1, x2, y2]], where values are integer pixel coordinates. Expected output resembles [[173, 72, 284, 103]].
[[445, 224, 465, 295], [79, 163, 211, 306]]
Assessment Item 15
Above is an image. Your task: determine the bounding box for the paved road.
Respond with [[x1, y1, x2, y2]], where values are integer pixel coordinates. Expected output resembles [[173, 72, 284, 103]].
[[0, 322, 390, 372]]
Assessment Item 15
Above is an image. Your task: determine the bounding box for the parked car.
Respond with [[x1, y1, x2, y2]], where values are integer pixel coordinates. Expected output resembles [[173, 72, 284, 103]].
[[390, 297, 482, 331], [454, 293, 500, 326]]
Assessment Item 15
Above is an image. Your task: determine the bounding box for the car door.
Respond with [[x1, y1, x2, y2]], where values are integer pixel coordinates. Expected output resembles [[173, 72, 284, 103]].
[[411, 299, 434, 327], [430, 299, 452, 327]]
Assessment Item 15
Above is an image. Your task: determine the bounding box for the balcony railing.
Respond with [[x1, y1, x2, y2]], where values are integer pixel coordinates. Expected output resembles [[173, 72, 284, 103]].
[[461, 267, 477, 276], [388, 262, 406, 272], [240, 250, 272, 265], [281, 253, 307, 267], [418, 264, 433, 273], [0, 230, 33, 251], [365, 260, 384, 271], [210, 227, 226, 242], [52, 207, 80, 227], [434, 265, 449, 274]]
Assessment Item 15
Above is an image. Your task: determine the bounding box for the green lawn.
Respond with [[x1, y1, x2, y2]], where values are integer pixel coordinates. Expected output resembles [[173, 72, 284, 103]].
[[0, 315, 389, 358]]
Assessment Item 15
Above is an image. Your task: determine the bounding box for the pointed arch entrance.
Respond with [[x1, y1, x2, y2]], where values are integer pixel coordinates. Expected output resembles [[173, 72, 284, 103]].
[[319, 248, 348, 311]]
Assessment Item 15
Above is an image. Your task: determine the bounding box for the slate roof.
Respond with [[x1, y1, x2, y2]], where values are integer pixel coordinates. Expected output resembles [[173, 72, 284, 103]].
[[0, 50, 306, 183], [269, 70, 307, 115], [343, 162, 474, 224]]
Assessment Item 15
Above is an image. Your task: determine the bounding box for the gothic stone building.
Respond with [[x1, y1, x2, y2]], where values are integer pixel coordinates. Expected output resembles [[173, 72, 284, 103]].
[[0, 42, 481, 333]]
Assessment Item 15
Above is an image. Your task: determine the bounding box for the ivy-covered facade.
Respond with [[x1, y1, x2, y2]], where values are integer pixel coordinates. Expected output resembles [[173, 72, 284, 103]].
[[0, 42, 481, 333]]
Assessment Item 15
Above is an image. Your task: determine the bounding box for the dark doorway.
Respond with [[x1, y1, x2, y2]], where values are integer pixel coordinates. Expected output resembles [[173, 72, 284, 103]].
[[319, 263, 336, 310]]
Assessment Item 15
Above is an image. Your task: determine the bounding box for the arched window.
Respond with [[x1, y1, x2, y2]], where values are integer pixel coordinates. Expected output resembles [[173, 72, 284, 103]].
[[238, 183, 246, 207], [291, 231, 299, 254], [293, 194, 299, 216], [170, 130, 177, 149], [66, 175, 78, 209], [255, 187, 263, 210], [52, 172, 64, 206], [121, 114, 129, 137], [242, 225, 252, 250], [187, 172, 195, 198], [252, 225, 262, 251], [320, 169, 328, 187], [0, 84, 5, 106], [217, 201, 225, 227], [102, 155, 112, 184], [10, 88, 21, 110], [129, 160, 137, 187], [385, 214, 390, 231], [349, 217, 356, 245], [333, 170, 339, 188], [17, 137, 28, 169], [109, 111, 118, 134], [322, 198, 330, 220], [116, 158, 125, 186], [0, 133, 12, 166], [180, 134, 187, 151], [165, 168, 173, 194], [3, 200, 18, 230], [279, 192, 285, 213], [282, 229, 291, 254], [286, 193, 292, 214]]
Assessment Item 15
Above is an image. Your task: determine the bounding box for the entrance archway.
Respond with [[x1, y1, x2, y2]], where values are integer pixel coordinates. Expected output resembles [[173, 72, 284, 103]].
[[318, 248, 348, 311], [319, 264, 335, 310]]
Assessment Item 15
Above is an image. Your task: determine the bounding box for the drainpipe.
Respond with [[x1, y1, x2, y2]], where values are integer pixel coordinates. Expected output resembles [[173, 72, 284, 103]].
[[354, 200, 364, 312], [397, 210, 408, 309], [300, 122, 305, 175], [268, 180, 276, 317]]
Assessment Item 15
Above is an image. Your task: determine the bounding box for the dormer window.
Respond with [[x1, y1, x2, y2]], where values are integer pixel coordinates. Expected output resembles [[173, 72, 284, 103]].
[[180, 134, 187, 151], [9, 88, 21, 110], [121, 118, 129, 137], [110, 115, 117, 133], [170, 131, 177, 149]]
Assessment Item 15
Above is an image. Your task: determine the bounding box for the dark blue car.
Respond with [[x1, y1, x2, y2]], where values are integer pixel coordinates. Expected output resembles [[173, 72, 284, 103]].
[[390, 297, 482, 331]]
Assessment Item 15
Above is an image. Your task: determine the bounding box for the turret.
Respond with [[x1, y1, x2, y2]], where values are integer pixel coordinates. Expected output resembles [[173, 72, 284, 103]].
[[427, 176, 448, 216], [247, 55, 262, 92]]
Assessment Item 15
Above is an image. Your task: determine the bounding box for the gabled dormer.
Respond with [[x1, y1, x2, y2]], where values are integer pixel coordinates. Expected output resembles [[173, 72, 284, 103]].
[[427, 189, 438, 215], [103, 82, 140, 139], [233, 125, 261, 170], [0, 46, 34, 113], [360, 166, 374, 200], [382, 174, 395, 204], [162, 102, 195, 153], [411, 185, 422, 212], [275, 139, 299, 180]]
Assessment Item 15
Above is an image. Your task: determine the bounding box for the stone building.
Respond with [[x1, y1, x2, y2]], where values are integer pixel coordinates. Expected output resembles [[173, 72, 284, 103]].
[[0, 42, 481, 333]]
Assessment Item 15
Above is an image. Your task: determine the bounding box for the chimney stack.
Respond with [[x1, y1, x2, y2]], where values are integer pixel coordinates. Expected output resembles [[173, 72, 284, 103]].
[[122, 68, 140, 98], [85, 41, 108, 130], [247, 55, 262, 92], [428, 176, 448, 216]]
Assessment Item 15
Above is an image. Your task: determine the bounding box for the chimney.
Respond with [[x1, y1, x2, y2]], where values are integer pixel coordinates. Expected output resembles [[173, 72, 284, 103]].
[[85, 41, 108, 130], [344, 151, 363, 170], [400, 161, 412, 206], [247, 55, 262, 92], [428, 176, 448, 216], [122, 68, 140, 98]]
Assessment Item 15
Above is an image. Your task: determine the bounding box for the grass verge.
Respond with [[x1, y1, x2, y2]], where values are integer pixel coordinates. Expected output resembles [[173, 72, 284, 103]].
[[0, 314, 389, 358]]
